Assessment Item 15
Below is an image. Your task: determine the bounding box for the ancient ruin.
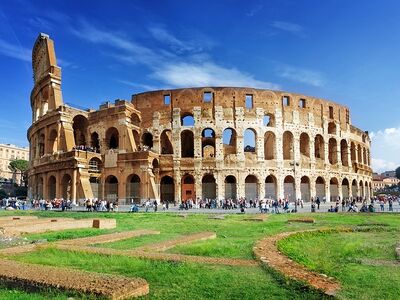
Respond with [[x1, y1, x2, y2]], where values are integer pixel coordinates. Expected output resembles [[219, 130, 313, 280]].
[[28, 33, 372, 205]]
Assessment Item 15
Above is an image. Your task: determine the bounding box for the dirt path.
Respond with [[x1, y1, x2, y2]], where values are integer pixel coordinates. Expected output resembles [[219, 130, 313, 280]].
[[253, 230, 341, 296], [0, 258, 148, 299]]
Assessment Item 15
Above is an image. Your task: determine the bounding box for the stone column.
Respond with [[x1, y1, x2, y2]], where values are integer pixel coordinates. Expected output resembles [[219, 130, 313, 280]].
[[258, 180, 265, 200], [173, 171, 181, 204], [55, 172, 61, 199], [72, 168, 77, 205], [216, 172, 224, 200], [277, 175, 284, 200], [310, 178, 316, 199], [325, 181, 331, 202], [215, 134, 223, 161], [337, 181, 343, 202], [295, 175, 301, 202]]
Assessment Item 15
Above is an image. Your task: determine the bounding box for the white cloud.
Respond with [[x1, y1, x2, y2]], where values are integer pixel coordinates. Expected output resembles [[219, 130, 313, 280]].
[[71, 20, 280, 90], [116, 79, 160, 91], [0, 38, 30, 61], [370, 126, 400, 172], [246, 4, 264, 17], [276, 65, 325, 87], [271, 21, 305, 37]]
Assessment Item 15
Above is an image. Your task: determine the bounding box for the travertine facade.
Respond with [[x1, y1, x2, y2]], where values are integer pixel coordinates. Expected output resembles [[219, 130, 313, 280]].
[[28, 34, 372, 204], [0, 144, 29, 183]]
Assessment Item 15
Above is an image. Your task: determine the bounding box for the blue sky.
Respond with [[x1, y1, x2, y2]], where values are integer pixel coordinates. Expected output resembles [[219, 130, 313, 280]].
[[0, 0, 399, 172]]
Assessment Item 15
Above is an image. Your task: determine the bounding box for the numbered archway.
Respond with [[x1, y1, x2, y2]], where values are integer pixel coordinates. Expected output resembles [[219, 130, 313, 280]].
[[300, 176, 310, 202], [284, 175, 295, 201], [330, 178, 339, 202], [126, 174, 140, 203], [47, 175, 56, 200], [61, 174, 72, 200], [315, 177, 326, 201], [245, 175, 258, 200], [224, 175, 237, 200], [202, 174, 216, 199], [181, 174, 195, 202], [160, 176, 174, 203], [342, 178, 350, 200], [265, 175, 277, 199], [105, 175, 118, 201]]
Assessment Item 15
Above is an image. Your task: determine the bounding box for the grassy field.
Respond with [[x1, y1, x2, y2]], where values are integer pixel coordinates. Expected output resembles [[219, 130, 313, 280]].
[[0, 211, 399, 299]]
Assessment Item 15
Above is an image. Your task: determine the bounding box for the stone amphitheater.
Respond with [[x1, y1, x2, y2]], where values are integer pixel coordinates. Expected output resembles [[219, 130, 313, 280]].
[[28, 33, 372, 205]]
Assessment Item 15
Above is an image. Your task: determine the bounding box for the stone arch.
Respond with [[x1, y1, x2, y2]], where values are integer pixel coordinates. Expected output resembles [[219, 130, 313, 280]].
[[330, 177, 339, 201], [202, 128, 215, 158], [181, 113, 194, 126], [340, 139, 349, 166], [245, 175, 258, 200], [105, 127, 119, 149], [263, 113, 275, 127], [350, 142, 357, 164], [342, 178, 350, 200], [160, 176, 174, 203], [47, 175, 56, 200], [126, 174, 141, 203], [225, 175, 237, 200], [328, 122, 336, 134], [300, 176, 310, 201], [244, 128, 256, 153], [105, 175, 118, 201], [299, 133, 310, 158], [131, 112, 141, 126], [202, 174, 216, 199], [314, 134, 325, 160], [72, 115, 88, 146], [181, 130, 194, 157], [283, 131, 294, 160], [328, 138, 338, 164], [182, 174, 195, 202], [61, 174, 72, 200], [48, 129, 58, 154], [265, 175, 277, 199], [357, 144, 362, 164], [142, 132, 153, 149], [90, 132, 100, 150], [264, 131, 276, 160], [89, 157, 102, 173], [223, 128, 237, 156], [363, 147, 367, 165], [39, 133, 45, 157], [315, 176, 326, 200], [359, 180, 364, 198], [284, 175, 295, 201], [352, 179, 358, 197], [36, 177, 44, 199], [160, 130, 173, 154]]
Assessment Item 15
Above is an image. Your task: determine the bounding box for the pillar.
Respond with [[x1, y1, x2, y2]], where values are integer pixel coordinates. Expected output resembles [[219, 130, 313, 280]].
[[72, 168, 77, 205]]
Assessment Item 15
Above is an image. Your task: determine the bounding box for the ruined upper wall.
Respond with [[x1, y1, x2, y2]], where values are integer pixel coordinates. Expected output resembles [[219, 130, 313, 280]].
[[132, 87, 352, 130]]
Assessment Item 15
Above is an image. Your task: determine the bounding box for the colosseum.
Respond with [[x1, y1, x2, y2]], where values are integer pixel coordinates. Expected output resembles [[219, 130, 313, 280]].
[[27, 33, 372, 205]]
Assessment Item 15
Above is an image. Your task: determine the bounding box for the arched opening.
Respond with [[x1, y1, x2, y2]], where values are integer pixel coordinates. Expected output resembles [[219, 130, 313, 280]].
[[284, 175, 295, 201], [301, 176, 310, 201], [181, 113, 194, 126], [39, 134, 45, 157], [264, 131, 276, 160], [160, 176, 174, 203], [48, 129, 58, 154], [37, 177, 44, 199], [181, 174, 195, 202], [105, 175, 118, 201], [367, 150, 371, 166], [341, 140, 349, 166], [181, 130, 194, 157], [132, 130, 140, 151], [47, 175, 56, 200], [363, 147, 367, 165], [300, 133, 310, 158], [88, 157, 102, 173], [72, 115, 88, 147], [245, 175, 258, 200], [61, 174, 72, 200], [90, 132, 100, 150], [314, 135, 325, 160], [131, 113, 141, 126], [352, 179, 358, 197], [202, 128, 215, 158], [224, 175, 237, 200], [126, 174, 141, 203], [160, 130, 173, 154], [265, 175, 277, 199], [244, 128, 256, 153], [330, 178, 339, 202], [359, 180, 364, 198], [263, 114, 275, 127], [315, 177, 325, 201], [357, 145, 362, 164], [142, 132, 153, 150], [223, 128, 237, 156], [342, 178, 349, 200], [328, 138, 338, 164], [351, 142, 357, 164], [365, 181, 370, 199], [202, 174, 216, 199], [328, 122, 336, 134], [105, 127, 119, 149], [283, 131, 294, 160]]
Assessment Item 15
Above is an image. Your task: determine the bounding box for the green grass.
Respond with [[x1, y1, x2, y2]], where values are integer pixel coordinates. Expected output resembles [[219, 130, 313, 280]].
[[278, 229, 400, 300], [1, 210, 399, 299]]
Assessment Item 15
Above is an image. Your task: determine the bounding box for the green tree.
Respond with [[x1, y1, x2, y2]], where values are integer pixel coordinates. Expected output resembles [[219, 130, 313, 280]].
[[396, 166, 400, 180], [8, 159, 29, 186]]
